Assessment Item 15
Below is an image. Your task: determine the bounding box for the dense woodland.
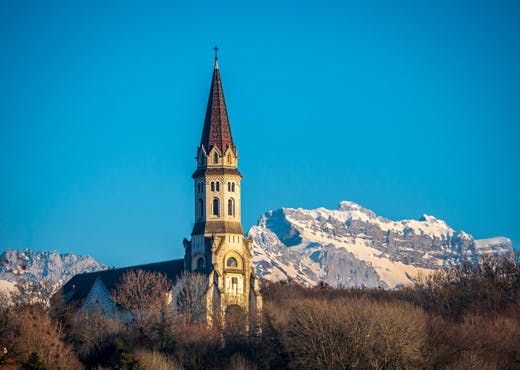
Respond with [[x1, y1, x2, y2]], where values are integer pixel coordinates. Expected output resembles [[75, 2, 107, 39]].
[[1, 256, 519, 370]]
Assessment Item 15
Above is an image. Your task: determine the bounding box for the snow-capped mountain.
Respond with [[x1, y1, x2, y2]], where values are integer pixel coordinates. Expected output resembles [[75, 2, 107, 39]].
[[1, 202, 514, 294], [0, 248, 108, 295], [249, 201, 514, 288]]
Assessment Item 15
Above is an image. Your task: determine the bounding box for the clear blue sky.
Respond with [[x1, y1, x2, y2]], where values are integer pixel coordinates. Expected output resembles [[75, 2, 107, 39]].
[[1, 0, 519, 266]]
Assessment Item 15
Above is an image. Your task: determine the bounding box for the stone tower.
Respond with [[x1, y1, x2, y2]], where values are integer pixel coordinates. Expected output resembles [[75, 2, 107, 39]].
[[183, 52, 262, 327]]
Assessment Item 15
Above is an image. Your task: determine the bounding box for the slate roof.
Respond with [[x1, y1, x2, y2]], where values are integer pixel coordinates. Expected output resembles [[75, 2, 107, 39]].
[[192, 167, 242, 179], [200, 57, 236, 155], [59, 259, 185, 304]]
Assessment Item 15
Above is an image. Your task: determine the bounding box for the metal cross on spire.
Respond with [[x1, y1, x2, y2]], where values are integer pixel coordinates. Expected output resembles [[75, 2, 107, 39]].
[[213, 45, 219, 60]]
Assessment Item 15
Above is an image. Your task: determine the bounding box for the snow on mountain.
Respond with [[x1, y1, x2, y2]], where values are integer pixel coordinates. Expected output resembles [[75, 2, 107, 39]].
[[0, 248, 108, 295], [0, 279, 16, 296], [250, 201, 514, 288], [474, 237, 513, 256]]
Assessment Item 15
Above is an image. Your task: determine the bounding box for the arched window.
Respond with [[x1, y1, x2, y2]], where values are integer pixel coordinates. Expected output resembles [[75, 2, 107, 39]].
[[211, 182, 215, 192], [227, 182, 231, 192], [232, 183, 235, 192], [228, 198, 235, 217], [213, 198, 220, 216], [198, 199, 204, 218], [216, 182, 220, 191], [196, 257, 206, 272], [226, 257, 238, 268], [213, 153, 219, 164], [227, 154, 231, 164]]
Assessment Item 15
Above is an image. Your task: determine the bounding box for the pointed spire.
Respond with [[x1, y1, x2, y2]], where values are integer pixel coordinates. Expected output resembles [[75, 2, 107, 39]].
[[200, 48, 235, 154], [214, 45, 219, 69]]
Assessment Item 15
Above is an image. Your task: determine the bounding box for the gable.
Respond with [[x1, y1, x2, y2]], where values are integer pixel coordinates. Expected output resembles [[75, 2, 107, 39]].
[[84, 277, 115, 315], [59, 259, 185, 305]]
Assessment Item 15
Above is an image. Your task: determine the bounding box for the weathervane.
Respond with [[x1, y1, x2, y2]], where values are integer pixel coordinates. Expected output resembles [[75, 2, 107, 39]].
[[213, 45, 219, 60]]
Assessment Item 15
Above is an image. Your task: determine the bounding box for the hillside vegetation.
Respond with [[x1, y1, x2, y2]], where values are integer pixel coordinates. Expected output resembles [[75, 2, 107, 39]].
[[1, 256, 519, 369]]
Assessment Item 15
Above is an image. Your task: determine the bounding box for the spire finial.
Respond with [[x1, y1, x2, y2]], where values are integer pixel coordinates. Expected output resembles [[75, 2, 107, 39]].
[[213, 45, 219, 69]]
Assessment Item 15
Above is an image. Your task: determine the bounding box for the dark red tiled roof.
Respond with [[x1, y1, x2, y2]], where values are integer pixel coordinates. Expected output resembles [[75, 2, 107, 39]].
[[200, 59, 235, 154]]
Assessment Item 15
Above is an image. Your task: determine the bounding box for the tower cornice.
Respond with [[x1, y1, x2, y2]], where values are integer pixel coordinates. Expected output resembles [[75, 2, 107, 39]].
[[192, 167, 242, 179]]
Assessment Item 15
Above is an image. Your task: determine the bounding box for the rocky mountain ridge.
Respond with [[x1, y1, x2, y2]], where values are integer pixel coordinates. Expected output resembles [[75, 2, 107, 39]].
[[0, 202, 513, 293], [0, 249, 108, 295], [249, 201, 513, 288]]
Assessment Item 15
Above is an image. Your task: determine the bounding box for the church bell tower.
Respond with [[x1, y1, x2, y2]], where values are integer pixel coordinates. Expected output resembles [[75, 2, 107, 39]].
[[184, 49, 262, 327]]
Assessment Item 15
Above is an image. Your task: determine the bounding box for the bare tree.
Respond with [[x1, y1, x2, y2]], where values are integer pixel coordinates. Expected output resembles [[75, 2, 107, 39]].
[[134, 349, 183, 370], [283, 297, 427, 369], [172, 272, 208, 325], [112, 269, 172, 338], [3, 304, 82, 369], [67, 309, 121, 367]]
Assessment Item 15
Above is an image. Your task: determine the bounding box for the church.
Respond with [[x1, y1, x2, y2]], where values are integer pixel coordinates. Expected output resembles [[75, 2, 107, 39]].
[[57, 51, 263, 326]]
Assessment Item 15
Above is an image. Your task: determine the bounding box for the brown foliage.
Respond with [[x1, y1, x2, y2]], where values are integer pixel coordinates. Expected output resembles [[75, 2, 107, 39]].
[[228, 353, 257, 370], [280, 297, 427, 369], [112, 269, 172, 344], [171, 324, 221, 370], [260, 261, 520, 370], [224, 304, 248, 339], [172, 272, 208, 326], [459, 314, 520, 369], [67, 309, 121, 367], [421, 312, 520, 370], [134, 349, 182, 370], [1, 304, 82, 369], [414, 256, 520, 320], [31, 257, 517, 369]]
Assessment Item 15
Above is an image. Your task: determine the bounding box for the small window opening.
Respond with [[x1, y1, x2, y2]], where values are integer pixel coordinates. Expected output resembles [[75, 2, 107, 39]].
[[213, 198, 220, 216], [226, 257, 238, 268], [196, 257, 206, 272], [198, 199, 204, 218], [228, 198, 235, 217]]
